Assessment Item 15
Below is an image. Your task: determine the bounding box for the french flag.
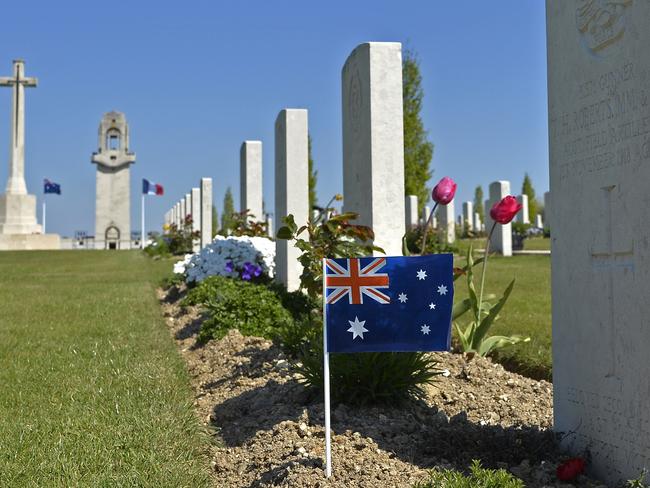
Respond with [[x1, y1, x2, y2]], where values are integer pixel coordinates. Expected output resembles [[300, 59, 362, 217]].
[[142, 178, 164, 196]]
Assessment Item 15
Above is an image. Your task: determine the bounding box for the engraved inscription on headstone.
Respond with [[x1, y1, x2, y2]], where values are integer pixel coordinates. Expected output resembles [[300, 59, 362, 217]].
[[548, 1, 650, 483]]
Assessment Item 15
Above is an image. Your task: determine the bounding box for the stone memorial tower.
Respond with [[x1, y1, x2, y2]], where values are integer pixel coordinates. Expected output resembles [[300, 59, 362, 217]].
[[91, 111, 135, 250]]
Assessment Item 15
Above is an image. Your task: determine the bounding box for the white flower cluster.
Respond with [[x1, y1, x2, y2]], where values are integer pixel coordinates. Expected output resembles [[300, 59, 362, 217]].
[[175, 235, 276, 283]]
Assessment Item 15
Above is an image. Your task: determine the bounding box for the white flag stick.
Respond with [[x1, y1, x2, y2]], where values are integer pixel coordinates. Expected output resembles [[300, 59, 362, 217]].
[[42, 197, 46, 234], [141, 194, 145, 250], [322, 258, 332, 477]]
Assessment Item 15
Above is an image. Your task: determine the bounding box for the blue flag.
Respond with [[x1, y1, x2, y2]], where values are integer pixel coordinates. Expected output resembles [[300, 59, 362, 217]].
[[43, 179, 61, 195], [324, 254, 453, 353]]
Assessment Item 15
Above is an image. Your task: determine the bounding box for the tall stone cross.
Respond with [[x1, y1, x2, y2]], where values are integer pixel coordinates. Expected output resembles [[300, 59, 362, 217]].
[[590, 184, 635, 382], [0, 60, 37, 195]]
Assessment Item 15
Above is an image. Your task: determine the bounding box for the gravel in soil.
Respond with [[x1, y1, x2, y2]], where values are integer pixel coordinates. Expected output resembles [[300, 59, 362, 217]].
[[159, 285, 608, 488]]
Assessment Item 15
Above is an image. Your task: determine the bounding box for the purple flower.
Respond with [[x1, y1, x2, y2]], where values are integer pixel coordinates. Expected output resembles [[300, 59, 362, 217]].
[[225, 261, 234, 273]]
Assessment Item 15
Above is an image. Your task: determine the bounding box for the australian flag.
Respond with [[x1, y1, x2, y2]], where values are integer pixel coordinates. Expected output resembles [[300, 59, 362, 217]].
[[43, 179, 61, 194], [324, 254, 454, 353]]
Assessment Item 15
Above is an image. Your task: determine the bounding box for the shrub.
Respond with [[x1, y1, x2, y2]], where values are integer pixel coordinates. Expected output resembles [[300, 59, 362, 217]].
[[166, 216, 199, 255], [404, 224, 458, 255], [229, 210, 269, 237], [414, 460, 524, 488], [143, 236, 171, 258], [298, 335, 441, 405], [185, 276, 293, 342]]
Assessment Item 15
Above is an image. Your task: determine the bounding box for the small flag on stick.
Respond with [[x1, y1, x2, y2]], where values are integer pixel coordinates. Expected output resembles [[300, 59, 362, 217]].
[[321, 254, 454, 476], [142, 178, 164, 196], [43, 179, 61, 194]]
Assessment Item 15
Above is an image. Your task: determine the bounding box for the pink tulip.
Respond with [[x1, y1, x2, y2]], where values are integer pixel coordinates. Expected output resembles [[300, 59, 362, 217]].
[[431, 177, 457, 205], [490, 196, 522, 224]]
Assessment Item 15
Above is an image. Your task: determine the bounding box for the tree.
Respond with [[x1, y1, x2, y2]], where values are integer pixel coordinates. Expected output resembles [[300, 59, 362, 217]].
[[403, 48, 434, 213], [521, 173, 538, 219], [211, 204, 219, 237], [308, 134, 318, 210], [473, 186, 484, 222], [221, 187, 235, 233]]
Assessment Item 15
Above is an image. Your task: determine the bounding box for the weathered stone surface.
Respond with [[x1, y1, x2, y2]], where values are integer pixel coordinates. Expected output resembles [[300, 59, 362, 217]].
[[91, 111, 135, 250], [0, 59, 45, 238], [547, 2, 650, 483], [462, 201, 474, 231], [516, 194, 529, 224], [485, 181, 512, 256], [275, 109, 309, 291], [200, 178, 213, 248], [240, 140, 263, 221], [437, 199, 455, 244], [0, 233, 60, 250], [544, 191, 551, 230], [191, 187, 201, 251], [342, 42, 405, 256], [405, 195, 418, 230]]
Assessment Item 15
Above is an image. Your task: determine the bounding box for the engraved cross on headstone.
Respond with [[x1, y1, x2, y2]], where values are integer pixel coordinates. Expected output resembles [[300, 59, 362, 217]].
[[0, 59, 38, 195], [591, 184, 634, 382]]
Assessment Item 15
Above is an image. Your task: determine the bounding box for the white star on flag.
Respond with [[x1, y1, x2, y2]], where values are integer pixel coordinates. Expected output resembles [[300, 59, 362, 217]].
[[416, 269, 427, 280], [437, 284, 448, 295], [429, 302, 436, 310], [421, 324, 430, 335], [347, 316, 368, 340], [398, 293, 408, 303]]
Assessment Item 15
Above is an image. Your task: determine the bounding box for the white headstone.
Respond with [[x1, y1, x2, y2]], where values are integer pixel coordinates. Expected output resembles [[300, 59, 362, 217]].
[[266, 215, 273, 239], [548, 3, 650, 482], [422, 205, 431, 226], [179, 199, 186, 227], [184, 193, 191, 222], [544, 191, 551, 230], [405, 195, 418, 231], [516, 194, 530, 224], [462, 201, 474, 231], [485, 181, 512, 256], [275, 109, 309, 291], [437, 199, 455, 244], [342, 42, 405, 256], [175, 202, 181, 227], [200, 178, 212, 248], [535, 214, 543, 229], [191, 187, 201, 251], [240, 140, 263, 220]]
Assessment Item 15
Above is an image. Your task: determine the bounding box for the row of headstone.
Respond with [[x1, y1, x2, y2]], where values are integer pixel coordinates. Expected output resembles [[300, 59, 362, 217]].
[[163, 177, 213, 250]]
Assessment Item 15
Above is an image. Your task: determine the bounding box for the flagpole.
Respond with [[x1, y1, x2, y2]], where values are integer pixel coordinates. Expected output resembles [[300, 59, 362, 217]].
[[141, 194, 145, 250], [42, 196, 46, 234], [322, 258, 332, 477]]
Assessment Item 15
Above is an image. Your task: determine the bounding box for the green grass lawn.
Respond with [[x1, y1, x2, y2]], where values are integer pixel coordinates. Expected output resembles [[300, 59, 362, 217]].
[[0, 251, 211, 487], [453, 251, 552, 380]]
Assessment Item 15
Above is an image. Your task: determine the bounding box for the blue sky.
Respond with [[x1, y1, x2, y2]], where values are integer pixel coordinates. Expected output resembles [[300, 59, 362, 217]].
[[0, 1, 548, 237]]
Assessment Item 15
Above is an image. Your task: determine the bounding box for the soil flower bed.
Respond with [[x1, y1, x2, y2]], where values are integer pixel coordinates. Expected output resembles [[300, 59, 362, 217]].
[[159, 285, 607, 487]]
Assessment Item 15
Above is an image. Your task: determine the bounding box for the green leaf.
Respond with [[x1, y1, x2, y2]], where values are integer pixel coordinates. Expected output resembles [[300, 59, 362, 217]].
[[328, 212, 358, 222], [276, 226, 294, 240], [454, 322, 471, 352], [472, 278, 516, 348], [477, 334, 530, 357], [402, 234, 411, 256], [466, 246, 479, 324], [282, 214, 297, 232], [452, 298, 472, 321]]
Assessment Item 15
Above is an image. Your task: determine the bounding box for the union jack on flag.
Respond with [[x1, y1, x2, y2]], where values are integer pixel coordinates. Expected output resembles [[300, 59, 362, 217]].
[[325, 258, 390, 305], [324, 255, 454, 353]]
